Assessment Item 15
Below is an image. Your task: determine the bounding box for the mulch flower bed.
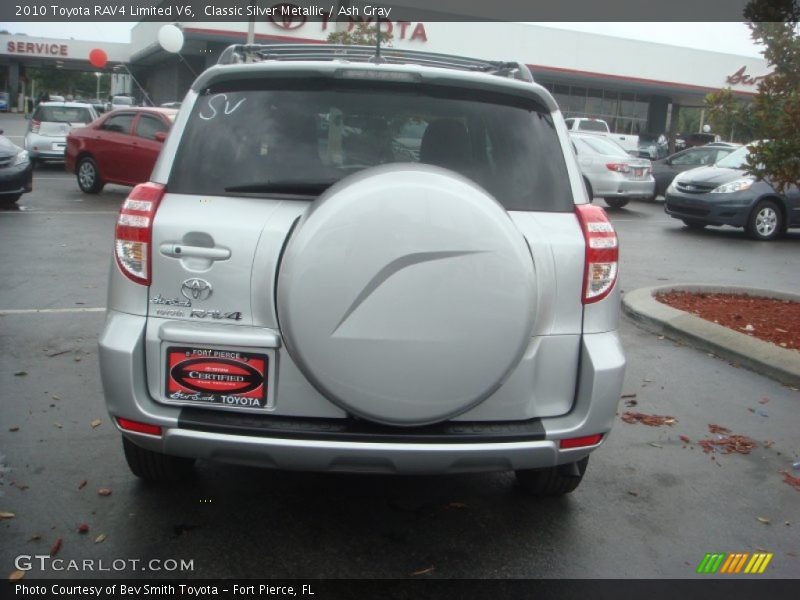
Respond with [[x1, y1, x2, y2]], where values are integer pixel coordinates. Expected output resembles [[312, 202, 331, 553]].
[[656, 291, 800, 351]]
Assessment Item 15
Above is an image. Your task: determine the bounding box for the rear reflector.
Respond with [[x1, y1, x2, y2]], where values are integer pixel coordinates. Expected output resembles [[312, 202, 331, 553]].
[[114, 182, 165, 286], [559, 434, 603, 449], [575, 204, 619, 304], [117, 417, 162, 437]]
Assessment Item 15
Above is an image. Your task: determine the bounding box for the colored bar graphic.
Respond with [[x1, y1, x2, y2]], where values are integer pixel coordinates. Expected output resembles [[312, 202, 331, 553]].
[[698, 552, 773, 574], [697, 554, 713, 574], [758, 554, 773, 573], [733, 553, 749, 573], [744, 554, 760, 573], [719, 554, 736, 574]]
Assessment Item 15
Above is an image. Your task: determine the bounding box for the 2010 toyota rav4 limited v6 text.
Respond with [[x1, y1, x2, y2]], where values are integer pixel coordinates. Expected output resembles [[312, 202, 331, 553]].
[[98, 45, 626, 496]]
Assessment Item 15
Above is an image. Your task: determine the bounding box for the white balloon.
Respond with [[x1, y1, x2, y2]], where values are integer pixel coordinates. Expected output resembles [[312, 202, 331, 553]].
[[158, 25, 184, 53]]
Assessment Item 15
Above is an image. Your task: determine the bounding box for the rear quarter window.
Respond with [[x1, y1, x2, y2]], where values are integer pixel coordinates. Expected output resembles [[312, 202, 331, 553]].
[[168, 80, 574, 212]]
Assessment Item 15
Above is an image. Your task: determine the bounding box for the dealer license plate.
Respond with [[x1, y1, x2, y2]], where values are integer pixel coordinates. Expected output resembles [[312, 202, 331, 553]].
[[52, 143, 65, 151], [164, 346, 268, 409]]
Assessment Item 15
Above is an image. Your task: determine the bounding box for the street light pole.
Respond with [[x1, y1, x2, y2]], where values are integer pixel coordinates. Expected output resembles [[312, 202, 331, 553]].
[[95, 72, 101, 101]]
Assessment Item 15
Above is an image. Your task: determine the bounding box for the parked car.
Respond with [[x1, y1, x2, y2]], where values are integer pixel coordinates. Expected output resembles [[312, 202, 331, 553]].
[[98, 44, 625, 495], [652, 144, 740, 198], [0, 129, 33, 205], [105, 95, 135, 112], [24, 102, 98, 165], [66, 107, 177, 193], [664, 142, 800, 240], [564, 117, 639, 154], [684, 132, 719, 148], [570, 132, 654, 208], [0, 92, 9, 112], [637, 133, 668, 160]]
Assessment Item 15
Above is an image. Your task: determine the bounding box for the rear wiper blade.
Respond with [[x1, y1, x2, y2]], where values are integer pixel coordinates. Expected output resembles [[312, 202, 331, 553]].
[[224, 181, 335, 195]]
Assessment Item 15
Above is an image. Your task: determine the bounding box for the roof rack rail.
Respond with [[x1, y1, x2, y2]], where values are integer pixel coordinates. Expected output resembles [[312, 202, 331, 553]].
[[216, 44, 534, 83]]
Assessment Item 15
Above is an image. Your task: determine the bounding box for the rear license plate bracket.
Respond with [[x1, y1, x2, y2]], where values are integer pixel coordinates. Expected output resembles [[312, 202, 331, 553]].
[[164, 346, 269, 410]]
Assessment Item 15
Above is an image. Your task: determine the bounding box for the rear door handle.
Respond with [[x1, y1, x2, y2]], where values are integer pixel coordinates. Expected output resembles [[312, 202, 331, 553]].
[[159, 243, 231, 261]]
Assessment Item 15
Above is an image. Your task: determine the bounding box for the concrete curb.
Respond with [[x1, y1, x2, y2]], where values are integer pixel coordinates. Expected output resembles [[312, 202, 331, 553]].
[[622, 284, 800, 387]]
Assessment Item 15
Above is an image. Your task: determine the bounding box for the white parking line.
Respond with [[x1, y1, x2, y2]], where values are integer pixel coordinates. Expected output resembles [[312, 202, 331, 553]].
[[0, 307, 106, 315]]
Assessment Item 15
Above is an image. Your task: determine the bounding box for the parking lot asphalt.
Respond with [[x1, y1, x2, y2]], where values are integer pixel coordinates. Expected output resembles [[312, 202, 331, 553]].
[[1, 113, 798, 579]]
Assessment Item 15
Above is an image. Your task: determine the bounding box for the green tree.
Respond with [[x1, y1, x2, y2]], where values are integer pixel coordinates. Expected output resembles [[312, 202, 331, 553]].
[[327, 22, 392, 46], [742, 0, 800, 191], [28, 67, 104, 100], [704, 88, 759, 143]]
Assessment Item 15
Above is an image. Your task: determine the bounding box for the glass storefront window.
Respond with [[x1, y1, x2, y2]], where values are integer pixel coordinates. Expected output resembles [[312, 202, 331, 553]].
[[567, 87, 587, 114], [537, 82, 654, 135], [586, 89, 603, 115]]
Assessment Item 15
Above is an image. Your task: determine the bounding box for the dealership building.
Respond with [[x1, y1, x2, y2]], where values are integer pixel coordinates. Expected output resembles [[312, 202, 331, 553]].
[[3, 20, 768, 137]]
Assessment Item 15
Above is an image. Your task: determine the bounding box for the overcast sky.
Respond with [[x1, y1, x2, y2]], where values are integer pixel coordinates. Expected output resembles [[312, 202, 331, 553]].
[[0, 21, 766, 58]]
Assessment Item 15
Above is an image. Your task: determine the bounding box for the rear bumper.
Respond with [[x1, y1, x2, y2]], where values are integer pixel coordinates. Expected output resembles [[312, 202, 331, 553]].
[[25, 133, 66, 160], [99, 311, 625, 474], [590, 172, 654, 198]]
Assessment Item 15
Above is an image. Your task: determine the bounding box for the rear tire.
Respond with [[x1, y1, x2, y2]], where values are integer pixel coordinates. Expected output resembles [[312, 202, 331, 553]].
[[746, 199, 783, 241], [681, 219, 707, 230], [76, 156, 104, 194], [515, 457, 589, 497], [604, 198, 629, 209], [122, 437, 195, 483], [0, 193, 22, 206]]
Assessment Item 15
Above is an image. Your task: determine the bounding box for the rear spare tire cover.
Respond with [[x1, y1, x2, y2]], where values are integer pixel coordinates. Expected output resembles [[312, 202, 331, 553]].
[[276, 164, 537, 426]]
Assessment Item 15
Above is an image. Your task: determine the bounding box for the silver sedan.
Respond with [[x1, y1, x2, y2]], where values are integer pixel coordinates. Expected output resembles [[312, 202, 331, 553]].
[[570, 132, 655, 208]]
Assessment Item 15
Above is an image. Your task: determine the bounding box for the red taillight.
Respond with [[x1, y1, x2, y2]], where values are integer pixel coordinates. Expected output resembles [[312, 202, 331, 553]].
[[606, 163, 631, 173], [116, 417, 162, 437], [575, 204, 618, 304], [114, 182, 165, 286], [559, 434, 603, 449], [31, 120, 41, 133]]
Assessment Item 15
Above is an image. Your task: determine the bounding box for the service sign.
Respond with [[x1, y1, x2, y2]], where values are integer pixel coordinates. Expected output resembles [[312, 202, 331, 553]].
[[165, 347, 268, 409]]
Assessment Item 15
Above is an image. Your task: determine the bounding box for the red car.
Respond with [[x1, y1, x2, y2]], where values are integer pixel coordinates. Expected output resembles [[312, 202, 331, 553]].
[[66, 107, 178, 193]]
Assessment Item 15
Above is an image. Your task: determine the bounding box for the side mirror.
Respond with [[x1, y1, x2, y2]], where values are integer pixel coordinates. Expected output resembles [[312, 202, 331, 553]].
[[154, 131, 167, 143]]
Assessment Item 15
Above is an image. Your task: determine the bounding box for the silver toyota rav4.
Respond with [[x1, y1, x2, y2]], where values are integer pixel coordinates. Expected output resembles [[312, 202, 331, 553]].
[[99, 45, 625, 496]]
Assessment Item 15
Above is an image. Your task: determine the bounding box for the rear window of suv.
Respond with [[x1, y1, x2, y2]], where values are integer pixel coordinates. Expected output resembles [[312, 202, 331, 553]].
[[168, 80, 574, 211]]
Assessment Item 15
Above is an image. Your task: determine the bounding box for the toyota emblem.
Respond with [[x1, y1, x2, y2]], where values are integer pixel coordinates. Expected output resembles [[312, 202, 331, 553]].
[[270, 4, 307, 30], [181, 278, 213, 301]]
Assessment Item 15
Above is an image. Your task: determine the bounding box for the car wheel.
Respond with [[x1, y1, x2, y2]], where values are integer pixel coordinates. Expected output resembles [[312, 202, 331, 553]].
[[604, 198, 629, 209], [122, 437, 195, 483], [0, 193, 22, 206], [582, 177, 593, 203], [30, 157, 39, 169], [681, 219, 707, 230], [77, 157, 104, 194], [515, 457, 589, 497], [746, 199, 783, 241]]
